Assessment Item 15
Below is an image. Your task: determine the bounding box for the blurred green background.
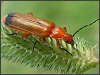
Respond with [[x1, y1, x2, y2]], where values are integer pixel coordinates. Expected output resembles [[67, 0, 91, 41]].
[[1, 1, 99, 74]]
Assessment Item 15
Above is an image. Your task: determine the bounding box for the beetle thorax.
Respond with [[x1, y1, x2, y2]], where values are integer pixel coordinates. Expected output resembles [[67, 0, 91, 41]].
[[50, 27, 65, 38]]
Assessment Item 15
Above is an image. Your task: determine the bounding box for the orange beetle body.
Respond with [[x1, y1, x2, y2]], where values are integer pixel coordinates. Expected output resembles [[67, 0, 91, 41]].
[[2, 12, 74, 47]]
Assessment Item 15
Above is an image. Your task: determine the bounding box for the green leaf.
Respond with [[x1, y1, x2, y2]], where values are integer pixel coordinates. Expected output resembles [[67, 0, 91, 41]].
[[1, 26, 98, 74]]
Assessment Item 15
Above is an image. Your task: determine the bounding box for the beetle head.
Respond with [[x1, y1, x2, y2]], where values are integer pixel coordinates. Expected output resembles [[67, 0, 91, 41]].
[[63, 34, 74, 45]]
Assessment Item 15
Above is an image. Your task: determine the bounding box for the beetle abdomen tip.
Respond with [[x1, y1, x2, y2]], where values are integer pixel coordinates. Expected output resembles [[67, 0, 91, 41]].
[[5, 16, 12, 25], [5, 13, 16, 25]]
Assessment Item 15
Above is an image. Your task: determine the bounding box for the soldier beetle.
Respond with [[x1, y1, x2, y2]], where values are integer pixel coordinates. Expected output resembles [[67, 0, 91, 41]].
[[2, 12, 99, 53]]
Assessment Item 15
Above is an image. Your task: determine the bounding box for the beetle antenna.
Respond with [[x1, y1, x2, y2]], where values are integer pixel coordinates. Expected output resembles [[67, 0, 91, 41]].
[[73, 18, 99, 37]]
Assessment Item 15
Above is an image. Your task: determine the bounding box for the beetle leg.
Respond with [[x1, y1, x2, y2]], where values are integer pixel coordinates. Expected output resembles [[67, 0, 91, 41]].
[[55, 39, 72, 56], [55, 39, 61, 48], [27, 36, 38, 52], [7, 33, 17, 35], [32, 40, 38, 52], [60, 48, 73, 56], [71, 43, 78, 50], [41, 37, 46, 43], [21, 33, 30, 38], [63, 27, 67, 32]]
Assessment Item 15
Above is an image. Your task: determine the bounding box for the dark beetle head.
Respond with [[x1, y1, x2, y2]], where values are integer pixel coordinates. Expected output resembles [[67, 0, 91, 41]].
[[63, 34, 74, 45]]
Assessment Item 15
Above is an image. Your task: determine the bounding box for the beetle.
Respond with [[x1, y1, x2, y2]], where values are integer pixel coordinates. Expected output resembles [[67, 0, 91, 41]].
[[2, 12, 74, 48], [2, 12, 99, 49]]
